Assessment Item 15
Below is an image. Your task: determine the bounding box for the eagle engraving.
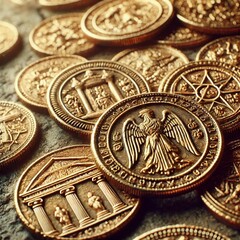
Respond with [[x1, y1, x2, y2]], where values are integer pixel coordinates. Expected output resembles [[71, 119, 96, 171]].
[[122, 109, 200, 175]]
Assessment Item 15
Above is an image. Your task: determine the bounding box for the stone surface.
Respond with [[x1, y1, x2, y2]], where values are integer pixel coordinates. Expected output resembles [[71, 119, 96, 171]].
[[0, 1, 240, 239]]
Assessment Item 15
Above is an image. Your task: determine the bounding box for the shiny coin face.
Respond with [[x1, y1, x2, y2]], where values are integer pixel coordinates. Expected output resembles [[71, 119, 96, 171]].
[[39, 0, 97, 9], [196, 36, 240, 68], [15, 145, 140, 239], [29, 13, 95, 56], [15, 55, 87, 111], [201, 140, 240, 229], [91, 93, 223, 196], [112, 44, 189, 92], [81, 0, 174, 46], [133, 225, 230, 240], [174, 0, 240, 35], [0, 101, 37, 168], [47, 60, 149, 136], [159, 61, 240, 133], [0, 21, 20, 62]]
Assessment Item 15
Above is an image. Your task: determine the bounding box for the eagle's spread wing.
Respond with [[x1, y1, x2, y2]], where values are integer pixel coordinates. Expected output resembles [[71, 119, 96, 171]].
[[123, 118, 145, 169], [162, 110, 199, 156]]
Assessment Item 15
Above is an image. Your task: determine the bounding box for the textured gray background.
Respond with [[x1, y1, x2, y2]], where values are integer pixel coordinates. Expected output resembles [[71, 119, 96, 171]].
[[0, 0, 240, 239]]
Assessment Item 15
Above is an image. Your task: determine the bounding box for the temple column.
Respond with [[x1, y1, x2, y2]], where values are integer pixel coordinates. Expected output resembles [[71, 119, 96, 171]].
[[28, 198, 58, 235], [105, 74, 123, 101], [92, 176, 126, 212], [60, 186, 93, 227]]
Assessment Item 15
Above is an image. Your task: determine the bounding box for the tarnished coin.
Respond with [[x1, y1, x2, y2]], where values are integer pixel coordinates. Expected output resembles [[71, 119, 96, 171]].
[[157, 21, 211, 49], [174, 0, 240, 35], [0, 101, 37, 169], [39, 0, 97, 10], [15, 145, 140, 239], [0, 20, 20, 63], [134, 224, 230, 240], [29, 13, 95, 56], [15, 55, 87, 111], [81, 0, 174, 46], [91, 93, 223, 196], [112, 44, 189, 92], [47, 60, 149, 136], [201, 140, 240, 229], [196, 36, 240, 68], [159, 61, 240, 133]]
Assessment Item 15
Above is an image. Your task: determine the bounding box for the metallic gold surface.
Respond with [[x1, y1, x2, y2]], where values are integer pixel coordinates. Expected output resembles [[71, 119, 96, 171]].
[[29, 13, 96, 56], [81, 0, 174, 46], [134, 224, 230, 240], [201, 140, 240, 229], [47, 60, 149, 136], [112, 44, 189, 92], [15, 55, 87, 111], [159, 61, 240, 133], [0, 101, 37, 168], [15, 145, 140, 239], [91, 93, 223, 196]]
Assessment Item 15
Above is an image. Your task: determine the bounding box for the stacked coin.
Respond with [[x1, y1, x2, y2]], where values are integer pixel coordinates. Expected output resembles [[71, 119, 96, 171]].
[[1, 0, 240, 239]]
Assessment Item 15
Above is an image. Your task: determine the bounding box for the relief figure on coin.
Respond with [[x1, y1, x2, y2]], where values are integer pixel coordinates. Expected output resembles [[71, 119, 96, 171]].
[[123, 109, 199, 175], [87, 192, 107, 213], [54, 205, 73, 227]]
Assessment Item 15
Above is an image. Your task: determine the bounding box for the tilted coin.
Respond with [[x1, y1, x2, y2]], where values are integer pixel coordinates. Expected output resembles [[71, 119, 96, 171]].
[[81, 0, 174, 46], [39, 0, 97, 10], [0, 20, 20, 63], [29, 13, 95, 56], [157, 20, 211, 49], [91, 93, 223, 196], [201, 139, 240, 229], [15, 145, 140, 239], [47, 60, 149, 136], [15, 55, 87, 111], [112, 44, 189, 92], [133, 224, 230, 240], [159, 61, 240, 133], [0, 101, 37, 168], [174, 0, 240, 35], [196, 36, 240, 68]]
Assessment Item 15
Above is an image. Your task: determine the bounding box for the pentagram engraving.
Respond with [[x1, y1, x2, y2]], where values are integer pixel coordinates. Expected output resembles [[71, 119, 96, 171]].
[[123, 109, 199, 175]]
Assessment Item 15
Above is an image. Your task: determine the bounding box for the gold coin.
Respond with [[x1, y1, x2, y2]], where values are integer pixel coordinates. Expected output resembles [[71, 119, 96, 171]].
[[174, 0, 240, 35], [29, 13, 95, 56], [196, 36, 240, 68], [81, 0, 174, 46], [112, 44, 189, 92], [91, 93, 223, 196], [0, 101, 37, 169], [15, 55, 87, 111], [15, 145, 140, 239], [134, 224, 230, 240], [159, 61, 240, 133], [158, 20, 211, 49], [0, 20, 20, 63], [47, 60, 149, 136], [201, 139, 240, 229], [39, 0, 97, 10]]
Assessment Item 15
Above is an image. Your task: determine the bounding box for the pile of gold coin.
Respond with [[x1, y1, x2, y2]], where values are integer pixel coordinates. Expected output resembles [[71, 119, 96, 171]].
[[1, 0, 240, 239]]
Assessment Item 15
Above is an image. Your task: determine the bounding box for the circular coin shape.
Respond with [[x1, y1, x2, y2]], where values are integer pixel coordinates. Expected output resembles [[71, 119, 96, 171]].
[[112, 44, 189, 92], [47, 60, 150, 136], [15, 145, 140, 239], [29, 13, 95, 56], [133, 224, 230, 240], [39, 0, 98, 10], [196, 36, 240, 68], [201, 139, 240, 229], [0, 21, 20, 63], [159, 61, 240, 133], [15, 55, 87, 111], [81, 0, 174, 46], [91, 93, 223, 196], [174, 0, 240, 35], [0, 101, 37, 168]]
